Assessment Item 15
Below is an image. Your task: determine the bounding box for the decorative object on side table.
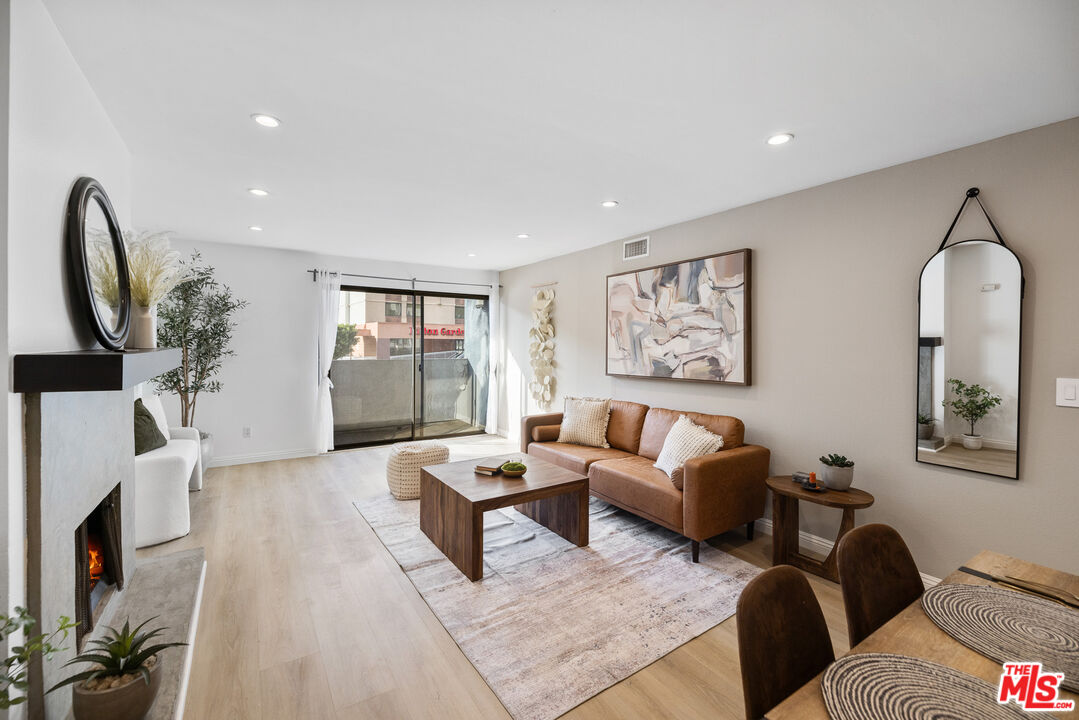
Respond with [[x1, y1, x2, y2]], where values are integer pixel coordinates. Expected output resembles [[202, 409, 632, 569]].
[[0, 609, 76, 709], [154, 252, 248, 428], [117, 231, 190, 349], [49, 617, 186, 720], [917, 413, 935, 440], [942, 378, 1002, 451], [528, 288, 556, 409], [818, 453, 855, 491], [766, 476, 875, 582], [606, 248, 751, 384]]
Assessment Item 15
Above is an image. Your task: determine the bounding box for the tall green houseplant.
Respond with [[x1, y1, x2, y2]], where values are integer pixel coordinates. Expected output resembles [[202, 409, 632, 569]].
[[155, 253, 248, 426], [942, 378, 1002, 436]]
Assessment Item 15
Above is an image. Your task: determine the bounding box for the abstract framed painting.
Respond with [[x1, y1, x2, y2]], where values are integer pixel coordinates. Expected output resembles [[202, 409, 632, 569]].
[[606, 248, 751, 385]]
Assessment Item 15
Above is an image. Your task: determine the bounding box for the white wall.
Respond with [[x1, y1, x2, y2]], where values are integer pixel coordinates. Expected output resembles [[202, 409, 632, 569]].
[[3, 0, 131, 663], [160, 239, 498, 465], [498, 118, 1079, 580]]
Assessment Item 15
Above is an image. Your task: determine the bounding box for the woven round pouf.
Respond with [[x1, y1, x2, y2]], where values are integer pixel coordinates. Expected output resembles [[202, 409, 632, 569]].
[[386, 441, 450, 500], [922, 583, 1079, 691], [822, 653, 1040, 720]]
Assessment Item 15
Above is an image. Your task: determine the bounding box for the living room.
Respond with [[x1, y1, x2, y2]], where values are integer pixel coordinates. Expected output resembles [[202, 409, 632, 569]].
[[2, 1, 1078, 719]]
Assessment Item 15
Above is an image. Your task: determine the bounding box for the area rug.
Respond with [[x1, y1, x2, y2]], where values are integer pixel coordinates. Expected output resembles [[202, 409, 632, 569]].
[[353, 494, 761, 720]]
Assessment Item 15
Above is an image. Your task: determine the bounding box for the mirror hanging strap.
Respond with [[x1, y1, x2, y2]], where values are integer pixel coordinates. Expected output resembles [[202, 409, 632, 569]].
[[938, 187, 1007, 251]]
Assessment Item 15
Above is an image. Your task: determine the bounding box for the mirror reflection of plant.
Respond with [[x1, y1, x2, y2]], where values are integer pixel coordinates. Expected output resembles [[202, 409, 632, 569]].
[[0, 608, 77, 708], [942, 378, 1002, 436], [917, 413, 933, 425], [86, 237, 120, 308]]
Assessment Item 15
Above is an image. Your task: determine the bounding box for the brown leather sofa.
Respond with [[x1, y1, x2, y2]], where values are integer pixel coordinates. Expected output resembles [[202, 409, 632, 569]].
[[521, 400, 771, 562]]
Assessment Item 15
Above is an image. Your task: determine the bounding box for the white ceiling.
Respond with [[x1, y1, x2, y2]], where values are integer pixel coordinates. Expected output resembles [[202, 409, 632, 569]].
[[44, 0, 1079, 271]]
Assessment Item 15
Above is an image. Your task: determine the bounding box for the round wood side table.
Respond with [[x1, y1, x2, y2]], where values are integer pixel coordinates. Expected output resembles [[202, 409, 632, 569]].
[[766, 475, 875, 582]]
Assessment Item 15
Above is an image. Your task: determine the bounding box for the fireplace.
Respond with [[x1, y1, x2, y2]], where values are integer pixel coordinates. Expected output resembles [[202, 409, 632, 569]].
[[74, 483, 125, 644]]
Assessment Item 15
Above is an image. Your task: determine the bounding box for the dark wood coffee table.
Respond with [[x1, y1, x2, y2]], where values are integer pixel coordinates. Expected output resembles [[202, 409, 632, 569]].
[[419, 455, 589, 581], [766, 475, 875, 582]]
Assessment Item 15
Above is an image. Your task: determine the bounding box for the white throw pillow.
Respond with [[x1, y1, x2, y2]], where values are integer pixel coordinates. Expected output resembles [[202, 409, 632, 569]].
[[141, 393, 171, 441], [557, 397, 612, 448], [654, 415, 723, 481]]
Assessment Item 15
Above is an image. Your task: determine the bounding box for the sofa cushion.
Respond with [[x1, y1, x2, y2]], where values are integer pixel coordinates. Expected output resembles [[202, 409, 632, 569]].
[[638, 407, 745, 460], [134, 399, 168, 456], [588, 456, 684, 531], [654, 415, 724, 480], [531, 424, 561, 443], [527, 442, 632, 475], [141, 393, 171, 440], [557, 397, 612, 448], [606, 400, 649, 454], [134, 436, 199, 477]]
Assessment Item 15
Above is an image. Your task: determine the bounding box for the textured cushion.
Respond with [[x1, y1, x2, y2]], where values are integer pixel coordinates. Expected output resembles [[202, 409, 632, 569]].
[[527, 442, 631, 475], [654, 415, 724, 483], [141, 393, 171, 440], [557, 397, 612, 448], [638, 408, 745, 460], [588, 456, 685, 531], [531, 424, 561, 443], [134, 399, 168, 456], [606, 400, 649, 453]]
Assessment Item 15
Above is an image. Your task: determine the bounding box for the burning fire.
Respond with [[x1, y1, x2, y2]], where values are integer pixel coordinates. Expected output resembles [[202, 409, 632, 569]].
[[88, 535, 105, 588]]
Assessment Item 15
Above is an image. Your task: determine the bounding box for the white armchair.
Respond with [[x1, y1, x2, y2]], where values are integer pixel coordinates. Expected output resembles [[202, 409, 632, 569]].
[[134, 390, 204, 548]]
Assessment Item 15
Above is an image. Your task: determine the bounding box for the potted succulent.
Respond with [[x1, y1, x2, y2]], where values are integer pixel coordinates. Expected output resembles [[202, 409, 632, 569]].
[[942, 378, 1002, 450], [818, 453, 855, 491], [917, 413, 935, 440], [50, 617, 186, 720]]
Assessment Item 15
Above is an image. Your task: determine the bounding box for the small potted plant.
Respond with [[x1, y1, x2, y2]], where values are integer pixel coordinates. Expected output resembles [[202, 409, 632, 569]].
[[50, 617, 186, 720], [942, 378, 1002, 450], [818, 453, 855, 491], [917, 413, 935, 440]]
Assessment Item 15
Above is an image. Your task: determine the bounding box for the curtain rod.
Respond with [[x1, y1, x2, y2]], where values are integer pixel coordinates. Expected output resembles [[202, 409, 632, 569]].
[[308, 269, 493, 289]]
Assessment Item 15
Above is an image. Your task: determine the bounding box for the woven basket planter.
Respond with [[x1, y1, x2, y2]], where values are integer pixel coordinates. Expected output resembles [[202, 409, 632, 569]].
[[386, 441, 450, 500]]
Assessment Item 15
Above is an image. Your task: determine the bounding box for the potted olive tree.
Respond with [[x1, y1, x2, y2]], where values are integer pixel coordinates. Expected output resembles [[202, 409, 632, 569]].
[[942, 378, 1002, 450], [818, 453, 855, 490], [917, 413, 935, 440], [50, 618, 185, 720]]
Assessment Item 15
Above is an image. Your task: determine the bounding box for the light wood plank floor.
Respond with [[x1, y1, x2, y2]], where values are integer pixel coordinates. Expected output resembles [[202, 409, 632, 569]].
[[139, 435, 850, 720]]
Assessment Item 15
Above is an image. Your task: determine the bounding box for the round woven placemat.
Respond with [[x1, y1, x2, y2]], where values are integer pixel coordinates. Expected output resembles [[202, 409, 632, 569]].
[[822, 653, 1056, 720], [921, 583, 1079, 692]]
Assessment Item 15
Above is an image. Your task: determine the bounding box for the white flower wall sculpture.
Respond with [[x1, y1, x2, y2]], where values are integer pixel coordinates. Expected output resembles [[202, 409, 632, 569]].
[[528, 288, 556, 409]]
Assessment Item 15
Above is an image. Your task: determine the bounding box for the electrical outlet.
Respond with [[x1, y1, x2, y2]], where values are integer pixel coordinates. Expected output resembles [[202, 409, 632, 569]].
[[242, 426, 252, 438]]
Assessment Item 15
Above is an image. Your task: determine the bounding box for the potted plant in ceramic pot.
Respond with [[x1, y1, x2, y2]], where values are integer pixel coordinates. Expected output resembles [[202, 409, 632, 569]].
[[942, 378, 1002, 450], [818, 453, 855, 490], [917, 413, 935, 440], [49, 617, 186, 720]]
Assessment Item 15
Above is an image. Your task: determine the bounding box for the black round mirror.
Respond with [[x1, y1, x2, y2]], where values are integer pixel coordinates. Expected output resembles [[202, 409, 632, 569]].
[[67, 177, 131, 350]]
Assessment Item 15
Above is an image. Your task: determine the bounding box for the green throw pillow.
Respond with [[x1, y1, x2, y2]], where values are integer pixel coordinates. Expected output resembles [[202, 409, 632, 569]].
[[134, 398, 167, 456]]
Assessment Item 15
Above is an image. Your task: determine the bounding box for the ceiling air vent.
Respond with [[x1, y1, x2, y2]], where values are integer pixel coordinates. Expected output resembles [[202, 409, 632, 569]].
[[623, 236, 649, 261]]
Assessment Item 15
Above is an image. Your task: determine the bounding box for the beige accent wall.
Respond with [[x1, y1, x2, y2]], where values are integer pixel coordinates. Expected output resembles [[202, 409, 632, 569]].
[[498, 118, 1079, 579]]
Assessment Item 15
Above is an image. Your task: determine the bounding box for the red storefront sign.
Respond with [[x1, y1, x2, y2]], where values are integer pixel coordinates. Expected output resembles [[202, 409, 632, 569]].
[[407, 325, 464, 337]]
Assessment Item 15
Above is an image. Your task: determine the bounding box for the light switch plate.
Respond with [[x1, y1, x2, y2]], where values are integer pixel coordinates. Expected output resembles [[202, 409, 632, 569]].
[[1056, 378, 1079, 407]]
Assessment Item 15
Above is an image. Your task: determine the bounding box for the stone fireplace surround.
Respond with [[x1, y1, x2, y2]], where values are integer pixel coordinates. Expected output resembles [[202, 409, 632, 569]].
[[23, 387, 204, 720]]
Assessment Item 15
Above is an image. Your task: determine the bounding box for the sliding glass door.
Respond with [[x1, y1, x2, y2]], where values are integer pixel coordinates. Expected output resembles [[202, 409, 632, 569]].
[[330, 286, 489, 448]]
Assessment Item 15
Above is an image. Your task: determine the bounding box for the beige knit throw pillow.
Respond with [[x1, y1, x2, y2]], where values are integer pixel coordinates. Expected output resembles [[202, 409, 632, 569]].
[[654, 415, 724, 488], [557, 397, 612, 448]]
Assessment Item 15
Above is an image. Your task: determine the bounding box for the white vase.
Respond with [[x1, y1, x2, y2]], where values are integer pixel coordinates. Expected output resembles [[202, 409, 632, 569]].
[[961, 434, 983, 450], [200, 433, 214, 469], [128, 305, 157, 349], [819, 464, 854, 491]]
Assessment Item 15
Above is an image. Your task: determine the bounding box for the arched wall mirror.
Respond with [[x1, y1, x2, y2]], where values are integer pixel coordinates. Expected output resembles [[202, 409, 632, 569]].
[[66, 176, 131, 350], [916, 190, 1023, 479]]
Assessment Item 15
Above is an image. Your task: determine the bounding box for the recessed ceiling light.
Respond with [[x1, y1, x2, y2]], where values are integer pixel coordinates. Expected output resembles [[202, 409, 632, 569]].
[[247, 188, 269, 197], [248, 226, 263, 232], [251, 114, 281, 128], [766, 132, 794, 146], [516, 234, 530, 239], [601, 200, 619, 208], [467, 253, 477, 257]]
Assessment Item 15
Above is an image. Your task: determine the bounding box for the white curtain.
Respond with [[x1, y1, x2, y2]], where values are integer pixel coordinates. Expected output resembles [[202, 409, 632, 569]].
[[316, 270, 341, 453], [485, 283, 500, 434]]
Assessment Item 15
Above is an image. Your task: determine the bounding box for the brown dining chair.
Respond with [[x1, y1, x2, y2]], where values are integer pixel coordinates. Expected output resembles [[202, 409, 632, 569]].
[[737, 565, 835, 720], [836, 523, 924, 646]]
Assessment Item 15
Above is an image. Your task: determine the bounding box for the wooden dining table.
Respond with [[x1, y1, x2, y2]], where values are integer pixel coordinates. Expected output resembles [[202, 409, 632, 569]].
[[766, 550, 1079, 719]]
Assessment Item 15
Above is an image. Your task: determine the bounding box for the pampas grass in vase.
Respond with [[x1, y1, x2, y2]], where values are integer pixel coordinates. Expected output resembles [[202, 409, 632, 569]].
[[124, 231, 189, 349]]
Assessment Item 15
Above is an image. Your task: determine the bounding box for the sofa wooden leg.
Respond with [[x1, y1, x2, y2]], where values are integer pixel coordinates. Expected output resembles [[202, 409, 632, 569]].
[[746, 521, 755, 541], [691, 540, 700, 563]]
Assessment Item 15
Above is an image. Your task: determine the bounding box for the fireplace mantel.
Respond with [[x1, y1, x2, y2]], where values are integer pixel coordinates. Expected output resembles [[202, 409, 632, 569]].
[[13, 348, 181, 393]]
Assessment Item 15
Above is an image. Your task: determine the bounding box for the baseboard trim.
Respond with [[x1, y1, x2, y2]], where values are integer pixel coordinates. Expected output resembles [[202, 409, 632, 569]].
[[942, 435, 1017, 451], [208, 448, 318, 468], [752, 518, 941, 589]]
